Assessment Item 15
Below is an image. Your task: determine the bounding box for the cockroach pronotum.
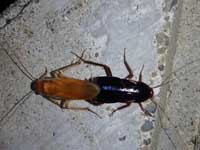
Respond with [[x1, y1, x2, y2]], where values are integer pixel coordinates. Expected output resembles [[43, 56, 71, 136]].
[[1, 48, 198, 149]]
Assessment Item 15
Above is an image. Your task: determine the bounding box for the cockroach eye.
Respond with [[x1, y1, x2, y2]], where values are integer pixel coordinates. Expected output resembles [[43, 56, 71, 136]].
[[149, 89, 154, 98]]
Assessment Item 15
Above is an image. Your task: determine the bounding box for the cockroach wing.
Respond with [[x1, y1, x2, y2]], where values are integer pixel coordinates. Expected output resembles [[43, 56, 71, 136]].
[[39, 77, 100, 100]]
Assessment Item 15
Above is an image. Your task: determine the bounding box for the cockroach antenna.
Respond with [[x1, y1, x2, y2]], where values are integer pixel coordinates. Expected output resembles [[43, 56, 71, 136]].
[[0, 48, 35, 125], [152, 57, 200, 89], [0, 90, 33, 125], [149, 58, 200, 150], [2, 48, 35, 81], [152, 99, 189, 149]]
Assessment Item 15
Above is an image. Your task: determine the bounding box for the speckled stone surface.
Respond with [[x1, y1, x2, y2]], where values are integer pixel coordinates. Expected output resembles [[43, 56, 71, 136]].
[[0, 0, 166, 150], [152, 0, 200, 150]]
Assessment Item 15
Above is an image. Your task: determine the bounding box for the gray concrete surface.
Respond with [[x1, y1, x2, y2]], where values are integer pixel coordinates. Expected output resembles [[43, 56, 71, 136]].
[[151, 0, 200, 150], [0, 0, 188, 150]]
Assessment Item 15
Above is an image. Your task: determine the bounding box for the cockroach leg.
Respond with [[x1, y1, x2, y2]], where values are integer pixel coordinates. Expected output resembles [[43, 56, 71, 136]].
[[44, 98, 101, 118], [71, 51, 113, 77], [123, 48, 133, 79], [50, 60, 82, 78], [138, 103, 153, 117], [45, 96, 62, 107], [39, 67, 48, 79], [109, 102, 131, 116], [60, 100, 65, 108], [60, 101, 102, 118], [138, 65, 144, 82], [86, 99, 104, 106]]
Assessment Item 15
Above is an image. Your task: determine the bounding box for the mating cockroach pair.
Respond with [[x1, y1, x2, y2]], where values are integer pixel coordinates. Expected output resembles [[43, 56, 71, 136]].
[[1, 48, 161, 123], [2, 48, 198, 150]]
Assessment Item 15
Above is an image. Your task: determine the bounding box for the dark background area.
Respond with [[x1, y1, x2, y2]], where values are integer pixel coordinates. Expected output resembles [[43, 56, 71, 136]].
[[0, 0, 17, 13]]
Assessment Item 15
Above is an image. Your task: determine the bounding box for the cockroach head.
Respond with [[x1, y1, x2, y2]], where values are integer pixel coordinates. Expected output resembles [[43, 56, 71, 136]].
[[30, 80, 39, 94]]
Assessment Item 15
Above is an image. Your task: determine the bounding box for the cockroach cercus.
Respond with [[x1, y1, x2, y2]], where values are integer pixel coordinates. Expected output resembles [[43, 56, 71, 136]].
[[1, 48, 161, 123]]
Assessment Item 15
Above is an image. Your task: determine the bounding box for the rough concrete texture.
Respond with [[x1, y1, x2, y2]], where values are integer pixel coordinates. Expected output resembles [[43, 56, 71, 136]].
[[0, 0, 180, 150], [151, 0, 200, 150]]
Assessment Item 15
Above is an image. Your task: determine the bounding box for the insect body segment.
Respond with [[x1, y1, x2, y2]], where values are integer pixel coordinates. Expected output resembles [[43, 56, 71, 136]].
[[31, 77, 100, 100], [71, 49, 154, 116], [88, 77, 153, 104]]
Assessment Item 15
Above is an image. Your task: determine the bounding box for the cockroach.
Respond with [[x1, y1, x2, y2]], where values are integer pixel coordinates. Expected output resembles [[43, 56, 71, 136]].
[[1, 48, 199, 149], [1, 48, 156, 122], [1, 48, 197, 122]]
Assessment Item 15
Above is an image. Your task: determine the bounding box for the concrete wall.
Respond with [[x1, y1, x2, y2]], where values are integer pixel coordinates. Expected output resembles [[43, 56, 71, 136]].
[[0, 0, 164, 149], [152, 0, 200, 150], [1, 0, 199, 150]]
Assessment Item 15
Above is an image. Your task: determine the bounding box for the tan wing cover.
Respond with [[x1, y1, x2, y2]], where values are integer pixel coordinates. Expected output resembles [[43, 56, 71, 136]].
[[40, 77, 100, 100]]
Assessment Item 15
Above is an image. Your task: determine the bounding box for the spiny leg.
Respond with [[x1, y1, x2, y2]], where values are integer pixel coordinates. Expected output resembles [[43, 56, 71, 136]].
[[85, 99, 104, 106], [138, 103, 153, 117], [45, 96, 62, 107], [38, 53, 84, 79], [39, 67, 48, 79], [60, 100, 102, 118], [50, 58, 83, 78], [123, 48, 134, 79], [138, 65, 144, 82], [71, 51, 112, 77], [45, 97, 101, 118], [109, 102, 131, 116]]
